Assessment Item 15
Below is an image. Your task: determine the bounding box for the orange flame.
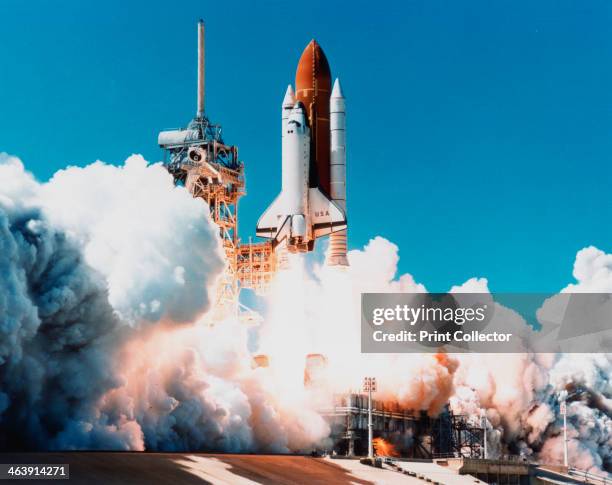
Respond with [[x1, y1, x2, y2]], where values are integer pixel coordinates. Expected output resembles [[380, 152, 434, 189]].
[[373, 437, 400, 457]]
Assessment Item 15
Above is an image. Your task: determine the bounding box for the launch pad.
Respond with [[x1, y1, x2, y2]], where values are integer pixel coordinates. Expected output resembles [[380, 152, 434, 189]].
[[322, 394, 485, 459]]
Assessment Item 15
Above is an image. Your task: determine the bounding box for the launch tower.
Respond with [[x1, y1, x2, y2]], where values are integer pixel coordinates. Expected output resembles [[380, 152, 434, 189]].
[[158, 20, 276, 322]]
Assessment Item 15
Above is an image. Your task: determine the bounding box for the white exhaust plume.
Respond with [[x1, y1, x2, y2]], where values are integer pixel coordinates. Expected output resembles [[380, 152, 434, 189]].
[[0, 153, 330, 453], [258, 237, 456, 417], [0, 153, 610, 475], [39, 155, 225, 324], [257, 237, 611, 474]]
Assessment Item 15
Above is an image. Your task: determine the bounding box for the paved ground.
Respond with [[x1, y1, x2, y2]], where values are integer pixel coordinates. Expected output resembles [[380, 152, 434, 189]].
[[0, 453, 423, 485], [394, 460, 486, 485], [328, 458, 424, 484]]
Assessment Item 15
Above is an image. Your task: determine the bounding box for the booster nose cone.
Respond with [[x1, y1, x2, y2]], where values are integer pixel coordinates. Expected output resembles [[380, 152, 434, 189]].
[[331, 78, 344, 99], [283, 84, 296, 108]]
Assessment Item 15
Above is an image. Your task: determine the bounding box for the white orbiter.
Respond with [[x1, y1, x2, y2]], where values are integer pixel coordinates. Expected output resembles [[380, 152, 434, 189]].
[[256, 88, 346, 253]]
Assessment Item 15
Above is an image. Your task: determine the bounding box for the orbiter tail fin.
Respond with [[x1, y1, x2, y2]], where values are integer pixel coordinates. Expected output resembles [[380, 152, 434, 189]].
[[309, 188, 347, 238]]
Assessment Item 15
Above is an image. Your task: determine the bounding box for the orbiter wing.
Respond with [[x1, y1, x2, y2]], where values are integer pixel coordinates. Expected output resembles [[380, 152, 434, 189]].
[[256, 195, 287, 240]]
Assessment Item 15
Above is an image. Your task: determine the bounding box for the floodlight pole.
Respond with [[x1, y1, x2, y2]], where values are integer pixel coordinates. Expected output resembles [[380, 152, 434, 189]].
[[480, 410, 488, 459], [368, 384, 373, 459], [563, 405, 568, 467], [364, 377, 376, 460], [559, 391, 568, 468]]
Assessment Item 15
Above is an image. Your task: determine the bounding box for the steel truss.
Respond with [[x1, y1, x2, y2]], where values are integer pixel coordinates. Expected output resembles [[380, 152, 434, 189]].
[[161, 115, 276, 323]]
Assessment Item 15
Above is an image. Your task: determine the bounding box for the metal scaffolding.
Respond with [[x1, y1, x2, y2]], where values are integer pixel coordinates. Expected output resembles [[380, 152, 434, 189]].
[[319, 393, 485, 458], [159, 115, 276, 323]]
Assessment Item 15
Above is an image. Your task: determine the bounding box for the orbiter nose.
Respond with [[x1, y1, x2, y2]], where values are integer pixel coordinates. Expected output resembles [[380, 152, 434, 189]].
[[288, 101, 307, 126]]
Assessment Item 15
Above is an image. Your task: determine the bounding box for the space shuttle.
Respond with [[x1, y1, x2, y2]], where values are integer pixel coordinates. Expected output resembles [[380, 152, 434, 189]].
[[256, 90, 346, 253], [257, 40, 349, 262]]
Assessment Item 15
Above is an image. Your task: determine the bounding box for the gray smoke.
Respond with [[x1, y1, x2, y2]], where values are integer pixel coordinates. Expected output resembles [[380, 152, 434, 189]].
[[449, 272, 612, 474], [0, 154, 226, 450], [0, 201, 130, 449]]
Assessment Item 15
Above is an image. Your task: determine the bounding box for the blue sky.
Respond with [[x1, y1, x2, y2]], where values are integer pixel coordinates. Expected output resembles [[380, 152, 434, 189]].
[[1, 0, 611, 292]]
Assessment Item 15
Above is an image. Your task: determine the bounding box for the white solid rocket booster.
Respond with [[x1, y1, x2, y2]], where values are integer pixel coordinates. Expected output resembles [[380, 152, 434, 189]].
[[327, 78, 349, 266]]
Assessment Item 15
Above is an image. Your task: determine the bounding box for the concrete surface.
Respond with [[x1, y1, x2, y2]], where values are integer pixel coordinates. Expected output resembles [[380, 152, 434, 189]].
[[394, 460, 485, 485], [0, 453, 424, 485], [327, 457, 424, 484]]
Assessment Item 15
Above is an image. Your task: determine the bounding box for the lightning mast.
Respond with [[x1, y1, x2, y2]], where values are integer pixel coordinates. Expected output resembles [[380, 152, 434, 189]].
[[158, 20, 276, 323]]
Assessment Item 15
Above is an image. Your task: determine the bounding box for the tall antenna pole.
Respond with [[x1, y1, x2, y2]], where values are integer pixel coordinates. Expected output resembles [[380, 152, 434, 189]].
[[197, 19, 205, 118]]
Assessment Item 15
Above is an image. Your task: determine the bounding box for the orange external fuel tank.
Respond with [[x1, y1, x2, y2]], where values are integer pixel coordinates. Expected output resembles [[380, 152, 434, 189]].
[[295, 40, 332, 195]]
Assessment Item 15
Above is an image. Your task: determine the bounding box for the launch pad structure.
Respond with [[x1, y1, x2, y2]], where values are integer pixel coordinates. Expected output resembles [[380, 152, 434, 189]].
[[319, 395, 485, 459], [158, 20, 276, 322]]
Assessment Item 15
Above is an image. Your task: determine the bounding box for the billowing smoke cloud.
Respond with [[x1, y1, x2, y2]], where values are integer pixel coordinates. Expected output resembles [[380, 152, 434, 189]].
[[257, 235, 611, 474], [565, 246, 612, 292], [100, 320, 329, 453], [0, 153, 331, 453], [1, 152, 611, 474], [40, 155, 225, 324], [0, 155, 131, 449], [258, 237, 456, 419], [448, 246, 612, 474]]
